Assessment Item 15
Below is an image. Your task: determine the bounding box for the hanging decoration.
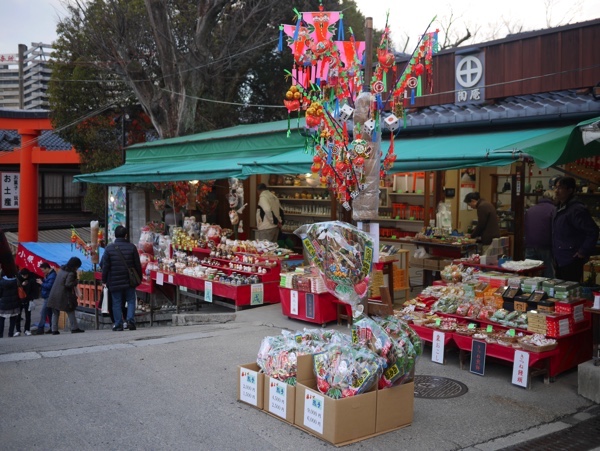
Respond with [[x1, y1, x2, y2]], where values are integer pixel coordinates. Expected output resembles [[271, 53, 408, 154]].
[[279, 4, 438, 213], [70, 227, 94, 257]]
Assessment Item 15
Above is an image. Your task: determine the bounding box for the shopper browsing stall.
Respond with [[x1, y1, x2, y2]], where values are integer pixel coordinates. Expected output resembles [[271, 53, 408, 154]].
[[256, 183, 283, 243], [34, 262, 57, 335], [464, 192, 500, 252], [525, 190, 556, 278], [101, 225, 142, 331], [552, 176, 599, 283]]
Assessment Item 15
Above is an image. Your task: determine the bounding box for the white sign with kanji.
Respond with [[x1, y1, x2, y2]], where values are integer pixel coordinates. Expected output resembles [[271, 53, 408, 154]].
[[1, 172, 20, 210], [432, 331, 446, 364], [512, 350, 530, 388]]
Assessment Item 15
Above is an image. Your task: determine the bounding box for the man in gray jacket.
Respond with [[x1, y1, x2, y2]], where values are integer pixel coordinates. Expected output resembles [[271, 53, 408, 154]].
[[101, 225, 142, 331]]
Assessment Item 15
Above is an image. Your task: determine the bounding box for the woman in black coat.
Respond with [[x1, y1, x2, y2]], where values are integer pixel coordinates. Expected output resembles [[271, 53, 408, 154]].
[[0, 228, 19, 338], [15, 268, 37, 336], [47, 257, 85, 335]]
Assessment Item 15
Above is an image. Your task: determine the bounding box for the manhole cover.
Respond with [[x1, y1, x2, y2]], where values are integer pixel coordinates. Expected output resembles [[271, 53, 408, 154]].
[[413, 375, 468, 399]]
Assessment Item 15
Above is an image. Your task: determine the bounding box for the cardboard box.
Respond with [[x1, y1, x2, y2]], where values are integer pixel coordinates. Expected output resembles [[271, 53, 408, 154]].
[[409, 256, 426, 269], [237, 363, 264, 409], [263, 376, 295, 424], [423, 257, 442, 271], [376, 381, 414, 433], [294, 354, 377, 445]]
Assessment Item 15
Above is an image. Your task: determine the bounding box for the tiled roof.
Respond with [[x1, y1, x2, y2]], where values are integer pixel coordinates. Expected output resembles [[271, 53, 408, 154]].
[[39, 130, 73, 150], [0, 129, 73, 150], [402, 90, 600, 131]]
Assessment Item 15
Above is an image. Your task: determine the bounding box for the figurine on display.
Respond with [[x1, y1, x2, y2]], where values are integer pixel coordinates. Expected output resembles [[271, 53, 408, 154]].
[[228, 178, 248, 239]]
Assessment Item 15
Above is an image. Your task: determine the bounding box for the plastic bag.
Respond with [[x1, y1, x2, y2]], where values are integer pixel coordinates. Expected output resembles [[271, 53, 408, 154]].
[[101, 287, 110, 314]]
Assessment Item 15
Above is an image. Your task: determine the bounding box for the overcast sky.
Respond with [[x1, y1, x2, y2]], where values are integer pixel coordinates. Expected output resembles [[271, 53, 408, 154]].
[[0, 0, 598, 55]]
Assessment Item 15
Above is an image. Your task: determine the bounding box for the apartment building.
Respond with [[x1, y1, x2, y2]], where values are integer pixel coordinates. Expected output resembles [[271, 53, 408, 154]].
[[0, 43, 53, 110]]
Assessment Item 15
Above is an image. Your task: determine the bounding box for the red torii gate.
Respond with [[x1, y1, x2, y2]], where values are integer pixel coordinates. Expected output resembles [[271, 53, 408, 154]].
[[0, 114, 79, 242]]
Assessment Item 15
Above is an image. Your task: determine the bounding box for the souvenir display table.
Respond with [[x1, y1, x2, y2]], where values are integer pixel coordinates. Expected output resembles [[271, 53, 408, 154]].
[[408, 308, 592, 385], [585, 307, 600, 365], [397, 237, 478, 286], [456, 260, 545, 277], [279, 287, 338, 327]]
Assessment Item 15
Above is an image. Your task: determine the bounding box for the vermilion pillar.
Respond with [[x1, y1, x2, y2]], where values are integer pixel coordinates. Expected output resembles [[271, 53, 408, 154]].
[[18, 129, 39, 242]]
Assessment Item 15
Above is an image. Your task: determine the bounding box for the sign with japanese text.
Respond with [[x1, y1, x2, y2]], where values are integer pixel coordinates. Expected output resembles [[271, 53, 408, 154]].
[[204, 281, 213, 303], [470, 340, 487, 376], [250, 283, 264, 305], [431, 330, 446, 364], [1, 172, 20, 210], [290, 290, 299, 315], [305, 293, 315, 319], [268, 377, 288, 419], [0, 54, 18, 64], [239, 367, 259, 406], [512, 350, 530, 388], [455, 52, 485, 105], [303, 390, 325, 434]]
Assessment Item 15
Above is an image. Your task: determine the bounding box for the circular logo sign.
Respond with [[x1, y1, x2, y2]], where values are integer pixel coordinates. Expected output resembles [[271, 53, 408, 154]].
[[456, 56, 482, 88]]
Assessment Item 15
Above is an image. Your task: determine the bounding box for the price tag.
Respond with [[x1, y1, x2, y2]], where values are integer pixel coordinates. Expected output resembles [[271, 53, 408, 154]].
[[391, 235, 397, 239], [468, 323, 476, 329], [435, 319, 441, 326], [486, 325, 493, 333], [431, 330, 445, 364], [508, 329, 516, 337], [251, 283, 264, 305], [205, 281, 213, 303], [156, 272, 164, 286], [180, 286, 187, 292]]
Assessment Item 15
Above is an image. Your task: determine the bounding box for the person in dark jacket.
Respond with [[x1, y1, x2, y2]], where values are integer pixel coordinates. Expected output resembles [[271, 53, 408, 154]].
[[552, 176, 599, 283], [525, 190, 556, 278], [15, 268, 37, 336], [47, 257, 85, 335], [101, 225, 142, 331], [34, 262, 57, 335], [0, 269, 20, 338], [464, 192, 500, 250], [0, 228, 19, 337]]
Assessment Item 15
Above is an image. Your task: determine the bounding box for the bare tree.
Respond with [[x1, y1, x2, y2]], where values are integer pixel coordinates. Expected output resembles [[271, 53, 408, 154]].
[[59, 0, 290, 139]]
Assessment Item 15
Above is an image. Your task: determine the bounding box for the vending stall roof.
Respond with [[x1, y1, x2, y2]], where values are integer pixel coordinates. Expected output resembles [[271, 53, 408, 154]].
[[74, 117, 600, 184]]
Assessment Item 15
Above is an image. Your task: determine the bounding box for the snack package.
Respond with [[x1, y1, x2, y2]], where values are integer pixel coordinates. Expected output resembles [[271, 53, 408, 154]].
[[295, 221, 374, 310], [313, 344, 384, 398]]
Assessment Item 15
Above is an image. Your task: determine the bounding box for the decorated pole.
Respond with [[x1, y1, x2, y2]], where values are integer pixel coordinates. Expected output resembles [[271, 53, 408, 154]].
[[351, 17, 379, 223]]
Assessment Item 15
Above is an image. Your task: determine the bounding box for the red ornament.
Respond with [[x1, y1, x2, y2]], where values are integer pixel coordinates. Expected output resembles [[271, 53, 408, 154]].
[[414, 63, 424, 77], [284, 99, 300, 113], [377, 48, 395, 69]]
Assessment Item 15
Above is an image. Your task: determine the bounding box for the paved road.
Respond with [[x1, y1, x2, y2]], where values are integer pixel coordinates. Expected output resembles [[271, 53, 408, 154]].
[[0, 303, 597, 450]]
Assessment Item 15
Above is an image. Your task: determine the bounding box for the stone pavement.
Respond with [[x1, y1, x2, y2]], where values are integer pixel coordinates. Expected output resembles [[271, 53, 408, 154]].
[[0, 302, 598, 450]]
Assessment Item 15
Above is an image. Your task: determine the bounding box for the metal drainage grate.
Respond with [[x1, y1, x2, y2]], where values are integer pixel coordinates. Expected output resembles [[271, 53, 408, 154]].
[[413, 375, 469, 399], [499, 414, 600, 451]]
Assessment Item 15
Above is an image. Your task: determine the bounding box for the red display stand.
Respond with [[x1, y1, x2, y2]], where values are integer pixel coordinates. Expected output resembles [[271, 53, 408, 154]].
[[279, 287, 338, 327], [151, 271, 280, 309]]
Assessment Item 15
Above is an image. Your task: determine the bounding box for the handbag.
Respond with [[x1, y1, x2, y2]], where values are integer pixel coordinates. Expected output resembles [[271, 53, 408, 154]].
[[18, 285, 27, 300], [116, 245, 142, 287]]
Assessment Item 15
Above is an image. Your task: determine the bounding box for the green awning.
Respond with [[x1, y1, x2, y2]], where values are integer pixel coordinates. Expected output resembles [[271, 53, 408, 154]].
[[495, 116, 600, 168], [241, 127, 560, 176], [75, 119, 306, 184], [75, 117, 600, 185], [74, 158, 248, 183]]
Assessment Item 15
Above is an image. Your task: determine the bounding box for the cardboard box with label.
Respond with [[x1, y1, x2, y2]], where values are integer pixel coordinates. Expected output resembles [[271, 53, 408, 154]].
[[294, 354, 377, 445], [237, 362, 264, 410], [263, 376, 295, 424]]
